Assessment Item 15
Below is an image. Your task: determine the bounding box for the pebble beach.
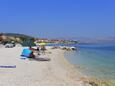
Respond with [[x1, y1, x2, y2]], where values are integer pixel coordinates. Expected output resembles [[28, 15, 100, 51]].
[[0, 46, 93, 86]]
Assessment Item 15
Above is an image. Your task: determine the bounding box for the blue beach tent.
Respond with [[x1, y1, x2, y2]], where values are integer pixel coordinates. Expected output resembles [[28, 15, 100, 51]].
[[21, 48, 32, 59]]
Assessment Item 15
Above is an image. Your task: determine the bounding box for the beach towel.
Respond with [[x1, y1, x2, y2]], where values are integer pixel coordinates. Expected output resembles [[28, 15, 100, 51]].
[[21, 49, 32, 58]]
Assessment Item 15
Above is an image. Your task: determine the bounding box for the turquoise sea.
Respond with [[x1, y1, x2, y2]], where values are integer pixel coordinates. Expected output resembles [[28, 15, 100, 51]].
[[65, 44, 115, 81]]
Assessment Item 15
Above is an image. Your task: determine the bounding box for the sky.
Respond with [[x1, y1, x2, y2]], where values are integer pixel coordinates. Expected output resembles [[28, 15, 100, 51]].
[[0, 0, 115, 39]]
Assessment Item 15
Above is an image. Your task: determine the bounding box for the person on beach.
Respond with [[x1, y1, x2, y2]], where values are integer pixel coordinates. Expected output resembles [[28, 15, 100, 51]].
[[28, 46, 35, 58], [28, 51, 35, 58], [36, 46, 40, 55], [37, 46, 40, 51], [29, 46, 37, 51], [29, 46, 40, 56], [40, 45, 46, 54]]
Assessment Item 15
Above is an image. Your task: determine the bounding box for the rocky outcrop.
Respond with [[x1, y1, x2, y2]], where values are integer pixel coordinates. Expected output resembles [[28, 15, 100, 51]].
[[0, 35, 21, 42]]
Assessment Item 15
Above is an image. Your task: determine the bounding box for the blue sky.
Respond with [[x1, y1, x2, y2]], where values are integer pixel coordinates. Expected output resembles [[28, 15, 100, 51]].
[[0, 0, 115, 38]]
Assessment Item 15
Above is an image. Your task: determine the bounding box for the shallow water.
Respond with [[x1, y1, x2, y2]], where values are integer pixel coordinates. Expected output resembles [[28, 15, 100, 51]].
[[65, 44, 115, 81]]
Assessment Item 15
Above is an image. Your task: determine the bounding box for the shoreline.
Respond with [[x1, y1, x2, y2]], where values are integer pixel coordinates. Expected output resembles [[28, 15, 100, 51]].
[[45, 48, 89, 86], [56, 49, 95, 86], [57, 50, 86, 80], [62, 49, 114, 86]]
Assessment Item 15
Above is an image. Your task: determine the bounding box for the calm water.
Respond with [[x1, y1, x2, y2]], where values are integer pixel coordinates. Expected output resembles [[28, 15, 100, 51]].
[[65, 44, 115, 80]]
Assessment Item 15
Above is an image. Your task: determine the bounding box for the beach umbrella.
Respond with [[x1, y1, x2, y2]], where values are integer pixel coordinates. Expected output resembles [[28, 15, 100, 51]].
[[39, 42, 47, 46]]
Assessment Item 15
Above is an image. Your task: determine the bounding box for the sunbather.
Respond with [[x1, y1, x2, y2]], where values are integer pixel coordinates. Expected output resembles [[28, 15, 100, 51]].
[[29, 46, 40, 55], [28, 52, 35, 58]]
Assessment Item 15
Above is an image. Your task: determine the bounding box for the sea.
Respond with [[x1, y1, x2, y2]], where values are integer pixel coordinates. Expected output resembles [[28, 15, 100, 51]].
[[64, 43, 115, 81]]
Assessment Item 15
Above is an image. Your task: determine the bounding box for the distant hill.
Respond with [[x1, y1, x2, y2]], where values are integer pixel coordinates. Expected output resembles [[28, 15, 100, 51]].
[[0, 33, 36, 46], [3, 33, 34, 39], [0, 33, 35, 42], [56, 36, 115, 44]]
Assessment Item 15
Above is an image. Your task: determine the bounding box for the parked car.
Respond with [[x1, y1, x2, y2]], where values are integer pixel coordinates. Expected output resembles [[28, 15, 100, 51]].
[[5, 43, 14, 48]]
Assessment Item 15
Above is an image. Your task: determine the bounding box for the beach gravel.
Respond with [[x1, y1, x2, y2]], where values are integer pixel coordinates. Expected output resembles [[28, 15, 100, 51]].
[[0, 47, 91, 86]]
